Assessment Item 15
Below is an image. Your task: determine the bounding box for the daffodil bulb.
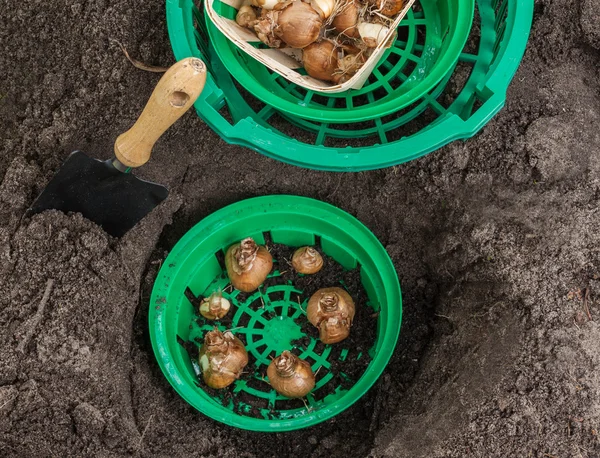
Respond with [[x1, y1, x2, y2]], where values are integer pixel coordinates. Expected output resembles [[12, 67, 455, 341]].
[[358, 22, 390, 47]]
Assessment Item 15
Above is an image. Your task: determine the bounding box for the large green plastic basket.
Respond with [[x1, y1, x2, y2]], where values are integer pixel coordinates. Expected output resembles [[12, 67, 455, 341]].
[[167, 0, 532, 171], [208, 0, 474, 123], [149, 196, 402, 432]]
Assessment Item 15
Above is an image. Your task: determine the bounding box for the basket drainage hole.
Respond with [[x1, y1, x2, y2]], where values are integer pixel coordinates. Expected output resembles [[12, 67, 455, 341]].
[[276, 398, 305, 411], [304, 355, 317, 366], [262, 231, 273, 245], [184, 287, 198, 306], [306, 234, 320, 250], [176, 335, 186, 347], [268, 291, 285, 302], [214, 250, 226, 270]]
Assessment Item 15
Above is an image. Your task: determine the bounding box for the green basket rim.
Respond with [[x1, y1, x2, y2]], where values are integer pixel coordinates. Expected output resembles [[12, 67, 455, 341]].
[[149, 195, 403, 431], [206, 0, 475, 123], [166, 0, 533, 170]]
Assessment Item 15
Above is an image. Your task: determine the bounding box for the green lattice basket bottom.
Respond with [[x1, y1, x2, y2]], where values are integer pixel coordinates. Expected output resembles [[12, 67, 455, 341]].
[[149, 195, 402, 431]]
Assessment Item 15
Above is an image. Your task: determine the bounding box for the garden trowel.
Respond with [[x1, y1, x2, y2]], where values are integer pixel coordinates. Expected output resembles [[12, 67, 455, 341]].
[[28, 57, 206, 237]]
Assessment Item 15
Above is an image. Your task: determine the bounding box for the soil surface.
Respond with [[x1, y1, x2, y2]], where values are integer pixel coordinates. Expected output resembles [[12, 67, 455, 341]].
[[1, 0, 600, 456]]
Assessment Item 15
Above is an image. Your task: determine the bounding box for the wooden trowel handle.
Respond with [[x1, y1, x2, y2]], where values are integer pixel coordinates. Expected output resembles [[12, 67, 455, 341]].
[[114, 57, 207, 168]]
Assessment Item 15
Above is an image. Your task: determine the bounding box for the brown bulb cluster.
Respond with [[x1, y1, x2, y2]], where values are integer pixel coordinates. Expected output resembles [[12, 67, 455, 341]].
[[233, 0, 407, 85], [198, 237, 361, 399]]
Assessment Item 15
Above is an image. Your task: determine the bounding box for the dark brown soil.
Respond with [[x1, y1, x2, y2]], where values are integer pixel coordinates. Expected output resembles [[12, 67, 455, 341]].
[[2, 0, 600, 456]]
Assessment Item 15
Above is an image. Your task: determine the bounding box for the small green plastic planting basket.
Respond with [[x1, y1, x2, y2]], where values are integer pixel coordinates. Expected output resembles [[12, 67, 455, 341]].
[[149, 196, 402, 432], [208, 0, 474, 123], [167, 0, 532, 171]]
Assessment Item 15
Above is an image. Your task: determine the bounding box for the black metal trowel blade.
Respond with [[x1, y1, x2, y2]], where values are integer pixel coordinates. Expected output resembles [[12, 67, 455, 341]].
[[28, 150, 168, 237]]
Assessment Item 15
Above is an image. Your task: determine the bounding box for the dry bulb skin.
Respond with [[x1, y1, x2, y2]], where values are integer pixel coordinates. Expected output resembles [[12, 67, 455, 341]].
[[358, 22, 390, 47], [332, 51, 366, 84], [319, 314, 351, 344], [225, 237, 273, 292], [233, 0, 408, 85], [200, 328, 249, 389], [292, 246, 324, 274], [253, 10, 284, 48], [331, 0, 360, 37], [273, 0, 323, 48], [236, 5, 258, 27], [367, 0, 403, 16], [267, 351, 316, 398], [251, 0, 283, 9], [302, 40, 339, 81], [307, 287, 356, 343], [199, 290, 231, 320], [310, 0, 335, 18]]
